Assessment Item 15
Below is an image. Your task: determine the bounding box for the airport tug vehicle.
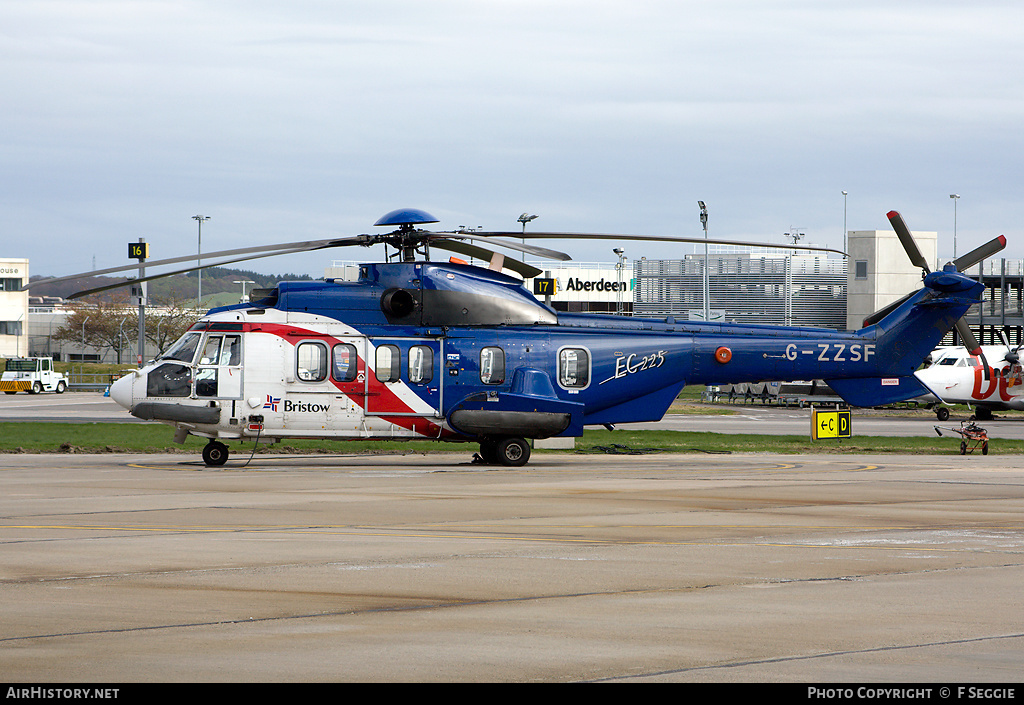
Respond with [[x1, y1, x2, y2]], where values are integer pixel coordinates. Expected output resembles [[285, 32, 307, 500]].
[[1, 357, 67, 394], [35, 209, 1004, 466]]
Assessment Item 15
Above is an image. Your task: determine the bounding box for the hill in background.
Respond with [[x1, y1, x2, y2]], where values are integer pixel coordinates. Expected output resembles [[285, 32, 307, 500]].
[[29, 266, 318, 306]]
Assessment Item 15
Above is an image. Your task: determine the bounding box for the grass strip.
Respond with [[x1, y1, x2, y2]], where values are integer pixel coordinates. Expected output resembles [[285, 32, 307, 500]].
[[0, 422, 1020, 456]]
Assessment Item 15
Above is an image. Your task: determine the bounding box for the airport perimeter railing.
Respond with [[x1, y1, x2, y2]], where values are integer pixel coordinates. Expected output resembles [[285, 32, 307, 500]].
[[66, 370, 123, 392]]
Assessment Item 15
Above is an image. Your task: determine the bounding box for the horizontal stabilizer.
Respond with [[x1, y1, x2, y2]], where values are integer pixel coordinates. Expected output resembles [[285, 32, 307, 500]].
[[825, 375, 932, 408]]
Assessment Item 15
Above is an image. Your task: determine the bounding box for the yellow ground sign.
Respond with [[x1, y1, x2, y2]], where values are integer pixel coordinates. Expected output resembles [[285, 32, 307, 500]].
[[811, 409, 852, 440]]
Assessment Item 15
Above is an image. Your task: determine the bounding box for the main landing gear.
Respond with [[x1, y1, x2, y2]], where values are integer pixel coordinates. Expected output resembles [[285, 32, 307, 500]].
[[477, 437, 531, 467], [202, 440, 229, 467], [200, 437, 535, 468]]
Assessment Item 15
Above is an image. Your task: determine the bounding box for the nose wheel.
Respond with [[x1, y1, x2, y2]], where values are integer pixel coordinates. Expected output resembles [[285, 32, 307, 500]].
[[202, 441, 229, 467]]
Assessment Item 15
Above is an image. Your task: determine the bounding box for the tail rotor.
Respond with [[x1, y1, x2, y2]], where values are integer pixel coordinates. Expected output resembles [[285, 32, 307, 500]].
[[885, 210, 1006, 379]]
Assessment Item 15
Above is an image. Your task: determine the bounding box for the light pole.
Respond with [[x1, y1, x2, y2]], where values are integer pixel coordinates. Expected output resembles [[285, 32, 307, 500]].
[[81, 316, 89, 363], [192, 215, 210, 306], [15, 313, 23, 357], [842, 191, 848, 255], [950, 194, 960, 260], [233, 279, 255, 303], [698, 201, 709, 323], [135, 237, 146, 366], [518, 213, 538, 260], [613, 248, 626, 315]]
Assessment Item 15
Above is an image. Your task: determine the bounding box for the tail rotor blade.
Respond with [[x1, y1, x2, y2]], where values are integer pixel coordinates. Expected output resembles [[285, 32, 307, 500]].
[[887, 210, 931, 273], [956, 318, 991, 379], [952, 235, 1006, 272]]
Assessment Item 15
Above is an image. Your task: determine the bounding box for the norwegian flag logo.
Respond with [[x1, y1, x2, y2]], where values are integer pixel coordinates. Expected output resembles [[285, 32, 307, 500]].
[[263, 395, 280, 411]]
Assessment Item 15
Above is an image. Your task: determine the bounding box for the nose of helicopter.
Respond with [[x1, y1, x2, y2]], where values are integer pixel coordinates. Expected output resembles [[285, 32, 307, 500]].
[[109, 372, 137, 411]]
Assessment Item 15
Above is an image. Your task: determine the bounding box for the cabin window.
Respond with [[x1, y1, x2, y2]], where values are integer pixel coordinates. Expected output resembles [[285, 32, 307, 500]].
[[408, 345, 434, 384], [480, 347, 505, 385], [332, 343, 359, 382], [375, 344, 401, 383], [559, 348, 590, 388], [296, 342, 329, 382]]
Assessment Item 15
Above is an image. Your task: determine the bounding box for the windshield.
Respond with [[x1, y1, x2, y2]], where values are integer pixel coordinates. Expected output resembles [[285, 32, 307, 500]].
[[4, 359, 36, 372], [159, 332, 202, 364]]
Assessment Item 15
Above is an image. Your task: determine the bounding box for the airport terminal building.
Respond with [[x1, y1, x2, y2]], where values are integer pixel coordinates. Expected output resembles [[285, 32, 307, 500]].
[[524, 229, 922, 333], [0, 258, 28, 358]]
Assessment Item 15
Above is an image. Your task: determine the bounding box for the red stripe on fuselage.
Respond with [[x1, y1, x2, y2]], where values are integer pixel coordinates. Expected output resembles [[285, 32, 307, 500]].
[[252, 322, 450, 438]]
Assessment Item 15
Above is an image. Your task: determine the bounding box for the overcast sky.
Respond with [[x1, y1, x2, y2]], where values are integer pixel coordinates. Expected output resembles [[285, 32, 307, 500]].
[[4, 0, 1023, 279]]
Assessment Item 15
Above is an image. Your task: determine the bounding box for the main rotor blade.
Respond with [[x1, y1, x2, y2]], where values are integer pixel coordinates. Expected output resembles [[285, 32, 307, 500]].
[[440, 232, 571, 261], [952, 234, 1007, 272], [25, 235, 372, 291], [886, 211, 931, 273], [470, 231, 846, 256], [431, 240, 544, 278], [64, 246, 318, 300]]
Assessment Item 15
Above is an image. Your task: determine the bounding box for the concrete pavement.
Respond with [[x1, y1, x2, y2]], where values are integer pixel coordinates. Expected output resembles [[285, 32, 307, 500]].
[[1, 452, 1022, 682]]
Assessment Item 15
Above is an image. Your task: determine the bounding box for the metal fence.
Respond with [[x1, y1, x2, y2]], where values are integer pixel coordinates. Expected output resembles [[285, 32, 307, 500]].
[[633, 254, 848, 329]]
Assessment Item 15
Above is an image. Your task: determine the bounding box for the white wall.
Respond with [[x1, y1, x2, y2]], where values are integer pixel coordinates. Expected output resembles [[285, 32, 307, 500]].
[[846, 229, 937, 331], [0, 258, 29, 358]]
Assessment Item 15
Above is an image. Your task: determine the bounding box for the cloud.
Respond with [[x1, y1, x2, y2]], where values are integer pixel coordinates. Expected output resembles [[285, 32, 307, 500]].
[[2, 0, 1023, 278]]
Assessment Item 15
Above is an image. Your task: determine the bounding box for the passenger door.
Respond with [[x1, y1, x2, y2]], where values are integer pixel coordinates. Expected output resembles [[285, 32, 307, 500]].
[[364, 337, 443, 418]]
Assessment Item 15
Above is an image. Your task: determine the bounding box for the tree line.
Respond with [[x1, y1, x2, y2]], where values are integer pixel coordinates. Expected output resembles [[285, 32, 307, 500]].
[[33, 266, 317, 363], [51, 295, 202, 364]]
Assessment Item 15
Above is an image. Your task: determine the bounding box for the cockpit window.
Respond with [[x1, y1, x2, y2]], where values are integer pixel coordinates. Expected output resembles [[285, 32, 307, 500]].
[[147, 363, 191, 397], [200, 336, 222, 365], [160, 332, 201, 363]]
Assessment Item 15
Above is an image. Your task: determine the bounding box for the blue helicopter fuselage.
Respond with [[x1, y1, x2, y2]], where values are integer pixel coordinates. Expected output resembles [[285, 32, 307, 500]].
[[109, 258, 981, 464]]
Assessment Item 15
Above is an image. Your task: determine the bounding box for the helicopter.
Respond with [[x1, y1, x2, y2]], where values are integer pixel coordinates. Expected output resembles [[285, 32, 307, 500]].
[[27, 207, 1005, 467]]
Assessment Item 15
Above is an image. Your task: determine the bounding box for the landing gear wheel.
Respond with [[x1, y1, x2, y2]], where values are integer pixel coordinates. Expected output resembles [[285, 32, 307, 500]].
[[202, 441, 229, 466], [960, 441, 967, 455], [495, 437, 531, 467], [936, 407, 949, 421]]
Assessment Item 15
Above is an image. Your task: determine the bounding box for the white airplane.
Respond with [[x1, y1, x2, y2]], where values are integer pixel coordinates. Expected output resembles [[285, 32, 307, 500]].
[[915, 340, 1024, 420]]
